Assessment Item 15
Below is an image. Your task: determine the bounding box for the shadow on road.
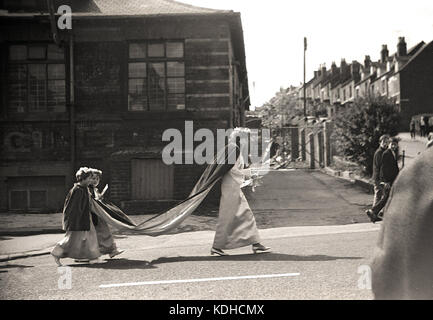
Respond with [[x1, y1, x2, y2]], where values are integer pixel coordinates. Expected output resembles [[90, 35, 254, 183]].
[[149, 253, 363, 265], [0, 264, 34, 270], [68, 258, 156, 270]]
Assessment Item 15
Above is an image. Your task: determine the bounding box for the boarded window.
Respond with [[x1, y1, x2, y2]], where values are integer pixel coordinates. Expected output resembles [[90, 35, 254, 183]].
[[131, 159, 174, 200], [10, 190, 27, 210], [8, 176, 65, 211]]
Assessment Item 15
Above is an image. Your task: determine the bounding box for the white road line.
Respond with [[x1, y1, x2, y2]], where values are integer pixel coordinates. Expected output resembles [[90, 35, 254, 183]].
[[99, 272, 300, 288]]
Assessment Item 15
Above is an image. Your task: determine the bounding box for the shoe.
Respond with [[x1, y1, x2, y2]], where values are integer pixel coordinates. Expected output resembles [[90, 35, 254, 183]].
[[89, 258, 106, 264], [74, 259, 90, 263], [252, 243, 271, 254], [365, 209, 381, 224], [52, 254, 62, 267], [109, 249, 124, 258], [211, 247, 228, 256]]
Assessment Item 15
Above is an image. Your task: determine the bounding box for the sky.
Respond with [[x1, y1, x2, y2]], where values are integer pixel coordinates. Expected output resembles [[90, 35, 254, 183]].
[[181, 0, 433, 109]]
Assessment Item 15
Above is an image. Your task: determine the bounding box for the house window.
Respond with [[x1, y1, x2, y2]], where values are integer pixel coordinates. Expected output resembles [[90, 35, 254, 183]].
[[128, 41, 185, 111], [382, 79, 386, 94], [7, 44, 66, 113]]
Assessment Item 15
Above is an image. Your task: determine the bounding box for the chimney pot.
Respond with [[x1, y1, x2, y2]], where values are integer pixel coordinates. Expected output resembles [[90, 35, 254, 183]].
[[397, 36, 407, 56], [381, 45, 389, 63]]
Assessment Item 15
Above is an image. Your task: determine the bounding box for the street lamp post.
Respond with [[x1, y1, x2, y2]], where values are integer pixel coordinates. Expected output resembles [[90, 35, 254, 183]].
[[303, 37, 307, 117]]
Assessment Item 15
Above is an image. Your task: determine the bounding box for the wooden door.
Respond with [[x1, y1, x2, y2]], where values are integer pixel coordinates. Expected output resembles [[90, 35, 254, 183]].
[[131, 159, 174, 200]]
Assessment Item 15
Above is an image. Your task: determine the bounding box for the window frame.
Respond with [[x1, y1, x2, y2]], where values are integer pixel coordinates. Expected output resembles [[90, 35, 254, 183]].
[[9, 189, 48, 210], [127, 40, 186, 112], [7, 42, 66, 114]]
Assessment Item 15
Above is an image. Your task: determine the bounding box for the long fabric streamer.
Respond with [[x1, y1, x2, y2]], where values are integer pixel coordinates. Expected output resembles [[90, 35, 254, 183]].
[[90, 141, 272, 236]]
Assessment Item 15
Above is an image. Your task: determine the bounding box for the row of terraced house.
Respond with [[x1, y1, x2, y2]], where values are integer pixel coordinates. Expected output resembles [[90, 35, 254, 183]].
[[298, 37, 433, 130]]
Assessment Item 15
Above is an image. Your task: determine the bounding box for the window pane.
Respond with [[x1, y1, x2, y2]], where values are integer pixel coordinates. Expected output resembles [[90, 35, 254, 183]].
[[166, 42, 184, 58], [149, 63, 165, 77], [8, 82, 27, 113], [149, 81, 166, 111], [167, 94, 185, 111], [148, 43, 164, 57], [9, 45, 27, 60], [10, 191, 28, 210], [148, 63, 166, 110], [29, 190, 47, 208], [8, 64, 27, 81], [167, 62, 184, 77], [47, 44, 64, 60], [48, 64, 65, 79], [129, 43, 146, 58], [28, 64, 47, 111], [167, 78, 185, 94], [129, 62, 146, 78], [48, 80, 66, 112], [128, 79, 147, 111], [28, 46, 46, 59]]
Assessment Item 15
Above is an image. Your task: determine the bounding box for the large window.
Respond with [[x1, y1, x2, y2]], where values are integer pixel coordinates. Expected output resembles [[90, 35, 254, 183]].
[[128, 41, 185, 111], [7, 44, 66, 113]]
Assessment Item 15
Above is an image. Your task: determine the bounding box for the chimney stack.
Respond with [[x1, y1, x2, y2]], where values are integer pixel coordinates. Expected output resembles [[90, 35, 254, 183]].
[[340, 59, 348, 75], [364, 55, 371, 69], [397, 37, 407, 56], [331, 61, 337, 75], [321, 63, 327, 77], [381, 45, 389, 63], [351, 61, 360, 75]]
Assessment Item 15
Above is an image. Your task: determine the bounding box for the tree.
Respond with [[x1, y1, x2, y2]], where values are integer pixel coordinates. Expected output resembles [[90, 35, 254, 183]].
[[331, 97, 400, 175], [254, 86, 302, 129]]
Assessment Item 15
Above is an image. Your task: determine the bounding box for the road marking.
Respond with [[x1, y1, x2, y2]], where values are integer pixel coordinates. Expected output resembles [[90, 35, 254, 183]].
[[99, 272, 300, 288]]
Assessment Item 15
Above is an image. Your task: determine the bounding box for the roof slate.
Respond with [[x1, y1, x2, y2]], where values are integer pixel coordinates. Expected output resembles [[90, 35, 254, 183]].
[[3, 0, 232, 16]]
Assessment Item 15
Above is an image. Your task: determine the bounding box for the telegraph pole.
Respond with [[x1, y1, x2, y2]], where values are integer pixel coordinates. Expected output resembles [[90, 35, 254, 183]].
[[303, 37, 307, 117]]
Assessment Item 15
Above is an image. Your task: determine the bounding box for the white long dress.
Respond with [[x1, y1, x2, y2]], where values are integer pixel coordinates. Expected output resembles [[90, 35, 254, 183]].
[[212, 154, 261, 249]]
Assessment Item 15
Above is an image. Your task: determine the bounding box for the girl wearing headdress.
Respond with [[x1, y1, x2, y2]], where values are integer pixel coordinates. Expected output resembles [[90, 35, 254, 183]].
[[88, 168, 124, 258], [51, 167, 104, 266]]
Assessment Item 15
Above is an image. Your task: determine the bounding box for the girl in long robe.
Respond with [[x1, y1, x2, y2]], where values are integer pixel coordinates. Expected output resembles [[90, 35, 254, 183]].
[[88, 169, 124, 258], [211, 130, 270, 256], [51, 167, 104, 266]]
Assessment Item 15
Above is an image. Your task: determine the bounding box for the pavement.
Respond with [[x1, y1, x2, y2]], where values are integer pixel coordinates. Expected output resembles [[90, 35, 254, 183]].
[[397, 132, 429, 167]]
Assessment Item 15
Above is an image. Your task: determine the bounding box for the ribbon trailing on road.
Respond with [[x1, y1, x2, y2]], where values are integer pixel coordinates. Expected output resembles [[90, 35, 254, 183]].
[[91, 142, 272, 236]]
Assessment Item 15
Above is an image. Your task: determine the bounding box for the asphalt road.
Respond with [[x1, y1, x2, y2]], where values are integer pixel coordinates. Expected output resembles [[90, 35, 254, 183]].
[[0, 225, 380, 300]]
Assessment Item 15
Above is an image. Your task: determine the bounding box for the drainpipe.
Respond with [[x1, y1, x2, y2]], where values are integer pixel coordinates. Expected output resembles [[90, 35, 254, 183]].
[[46, 0, 60, 46], [69, 34, 75, 183]]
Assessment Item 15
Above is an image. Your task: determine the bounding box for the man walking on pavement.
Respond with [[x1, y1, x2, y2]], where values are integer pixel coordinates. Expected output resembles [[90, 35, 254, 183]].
[[366, 137, 399, 223], [366, 134, 389, 222]]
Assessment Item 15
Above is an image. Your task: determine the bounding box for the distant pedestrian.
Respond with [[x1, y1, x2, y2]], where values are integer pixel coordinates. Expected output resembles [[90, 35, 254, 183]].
[[420, 117, 426, 137], [425, 116, 431, 136], [366, 136, 399, 223], [371, 147, 433, 299], [409, 119, 416, 139]]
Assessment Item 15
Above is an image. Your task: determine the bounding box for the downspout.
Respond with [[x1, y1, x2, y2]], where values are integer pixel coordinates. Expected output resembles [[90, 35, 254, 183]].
[[46, 0, 60, 46], [69, 34, 75, 183]]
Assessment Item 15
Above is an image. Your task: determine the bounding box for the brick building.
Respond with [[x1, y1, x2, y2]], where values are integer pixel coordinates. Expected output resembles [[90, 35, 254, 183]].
[[0, 0, 250, 212], [297, 37, 433, 128]]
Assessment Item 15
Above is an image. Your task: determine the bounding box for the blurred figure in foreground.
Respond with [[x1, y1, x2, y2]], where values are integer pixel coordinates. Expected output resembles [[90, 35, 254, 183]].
[[371, 146, 433, 299]]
